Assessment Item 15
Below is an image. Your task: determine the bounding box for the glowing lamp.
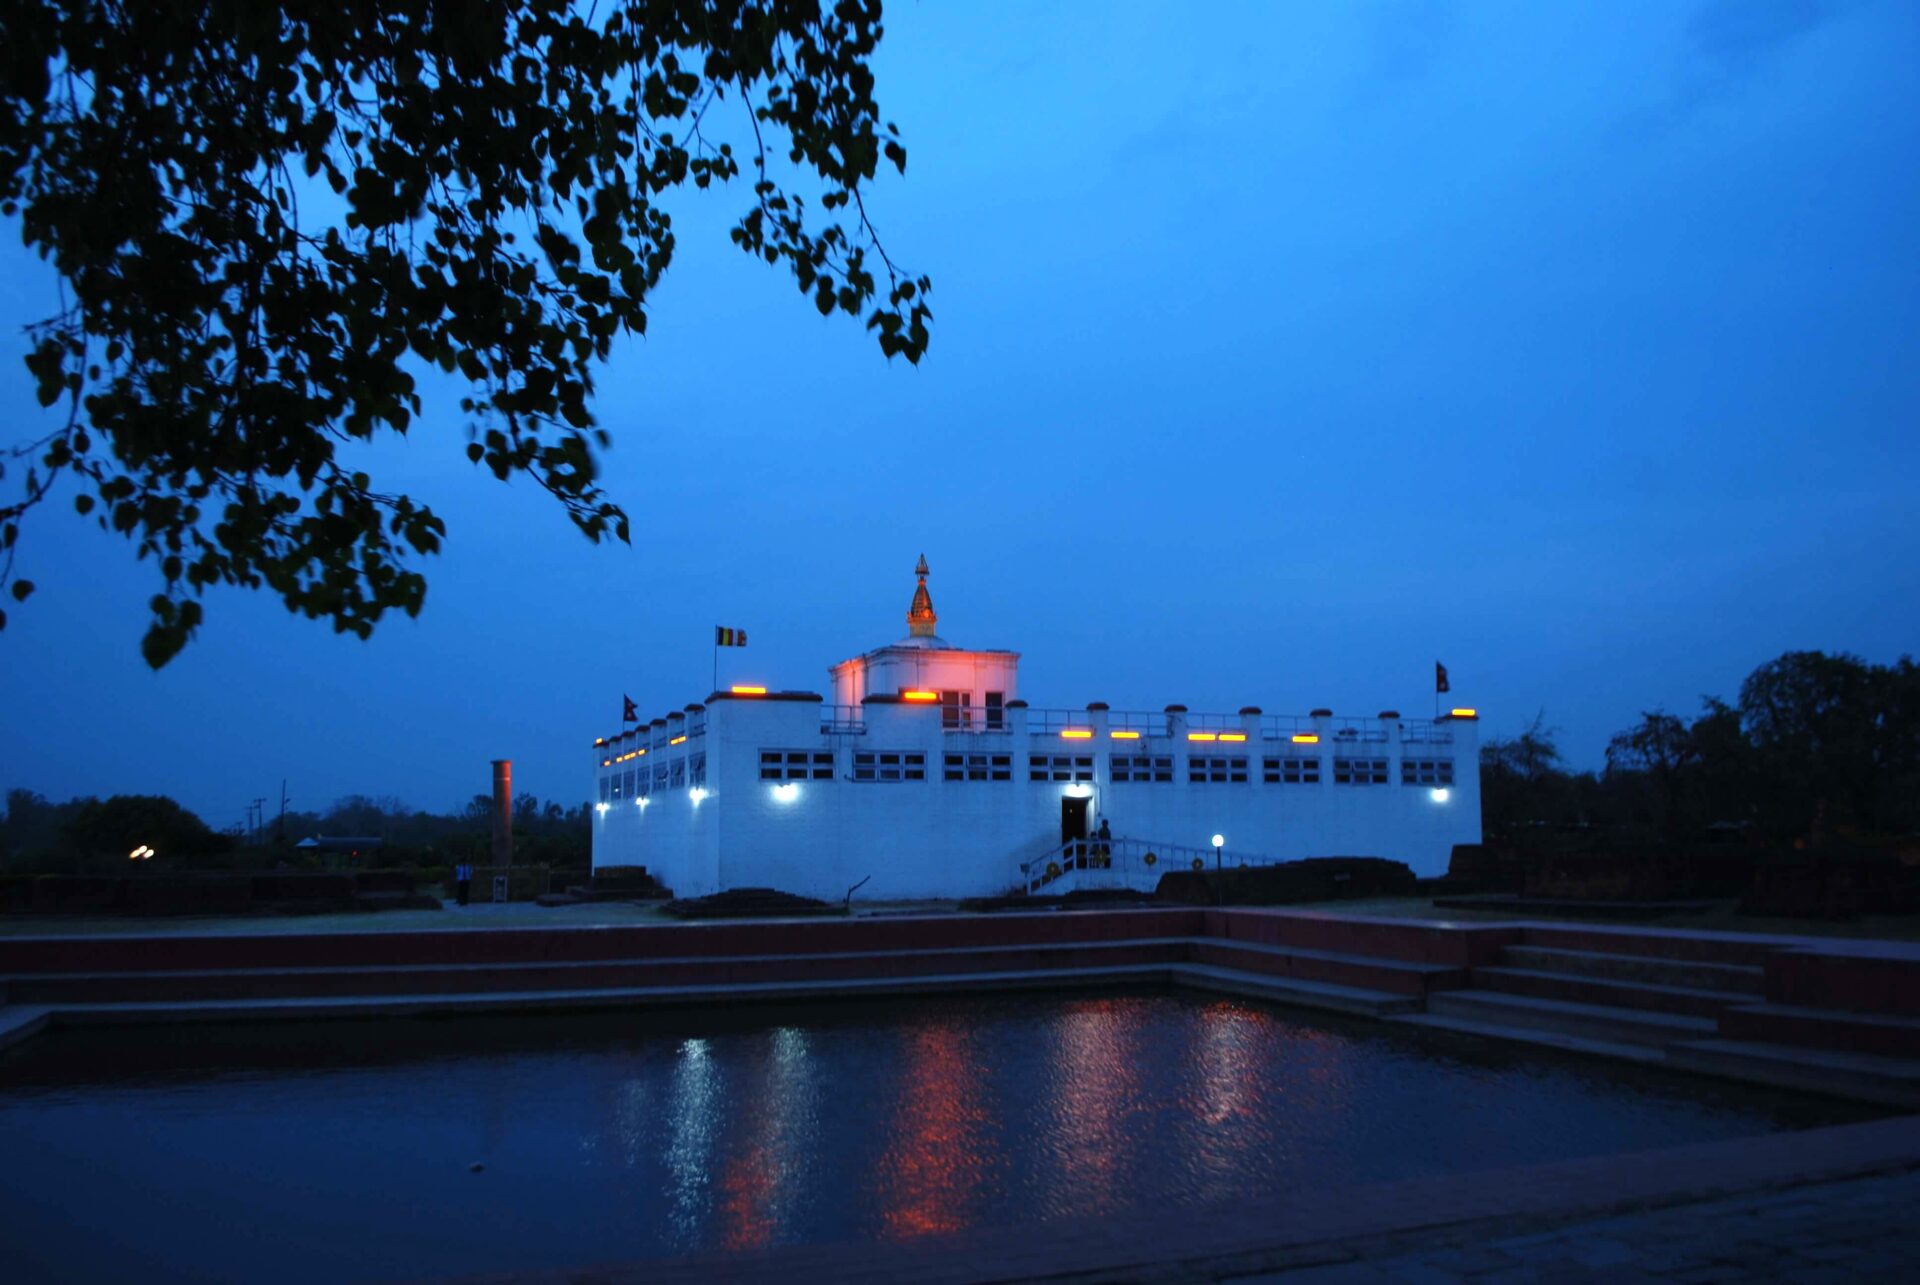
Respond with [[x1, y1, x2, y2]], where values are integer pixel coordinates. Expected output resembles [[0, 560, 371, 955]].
[[595, 803, 609, 813], [689, 788, 709, 804], [1187, 732, 1218, 742], [772, 782, 800, 803], [902, 690, 940, 702], [1449, 708, 1478, 718], [1211, 834, 1225, 849], [669, 735, 687, 745], [1431, 788, 1451, 803], [731, 685, 768, 696], [1110, 730, 1141, 740], [1219, 732, 1247, 742], [1291, 734, 1319, 744], [1064, 783, 1093, 799], [1060, 729, 1093, 739]]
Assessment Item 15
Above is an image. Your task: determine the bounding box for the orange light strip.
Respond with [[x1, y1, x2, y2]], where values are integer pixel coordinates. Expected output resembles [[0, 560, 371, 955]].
[[902, 690, 940, 702], [669, 735, 687, 746], [1219, 732, 1248, 742], [730, 685, 767, 695], [1291, 733, 1320, 744], [1187, 732, 1218, 742], [600, 759, 611, 767], [1110, 730, 1141, 739], [1060, 729, 1094, 739], [1449, 708, 1478, 718]]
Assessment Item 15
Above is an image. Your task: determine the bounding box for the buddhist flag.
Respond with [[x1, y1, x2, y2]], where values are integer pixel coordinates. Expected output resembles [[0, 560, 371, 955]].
[[1436, 662, 1451, 694], [623, 695, 638, 723], [715, 626, 748, 647]]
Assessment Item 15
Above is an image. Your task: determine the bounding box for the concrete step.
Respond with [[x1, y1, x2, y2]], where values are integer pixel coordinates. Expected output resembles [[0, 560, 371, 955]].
[[1717, 1003, 1920, 1059], [1425, 989, 1717, 1047], [1499, 945, 1765, 996], [1666, 1039, 1920, 1111], [3, 938, 1196, 1005], [1472, 966, 1752, 1019], [1169, 964, 1423, 1018], [35, 963, 1187, 1028], [0, 1005, 52, 1052], [1190, 939, 1467, 998], [1518, 924, 1780, 968], [1386, 1012, 1666, 1066]]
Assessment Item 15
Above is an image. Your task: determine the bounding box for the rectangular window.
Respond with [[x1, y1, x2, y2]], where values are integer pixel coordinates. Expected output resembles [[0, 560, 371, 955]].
[[1263, 756, 1322, 784], [985, 691, 1005, 730], [1189, 755, 1249, 784], [760, 749, 834, 781], [689, 753, 707, 788], [1334, 757, 1389, 785], [1110, 755, 1174, 783], [1402, 758, 1454, 786], [944, 752, 1012, 781], [598, 775, 611, 803], [853, 751, 926, 782], [1029, 754, 1095, 782], [670, 758, 686, 789], [654, 763, 670, 792], [635, 768, 651, 798], [940, 690, 971, 729]]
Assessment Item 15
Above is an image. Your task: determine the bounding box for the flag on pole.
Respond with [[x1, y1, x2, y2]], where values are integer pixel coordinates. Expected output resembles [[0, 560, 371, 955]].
[[715, 626, 748, 647], [622, 695, 638, 723], [1435, 662, 1451, 694]]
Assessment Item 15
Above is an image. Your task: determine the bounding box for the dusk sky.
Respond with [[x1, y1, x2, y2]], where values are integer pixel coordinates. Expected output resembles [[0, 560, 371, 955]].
[[3, 0, 1916, 833]]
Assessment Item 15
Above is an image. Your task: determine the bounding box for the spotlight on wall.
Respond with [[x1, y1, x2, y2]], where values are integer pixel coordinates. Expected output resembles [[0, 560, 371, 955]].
[[595, 803, 609, 814], [1064, 783, 1093, 799], [1430, 788, 1451, 803], [689, 788, 709, 804], [772, 783, 801, 804]]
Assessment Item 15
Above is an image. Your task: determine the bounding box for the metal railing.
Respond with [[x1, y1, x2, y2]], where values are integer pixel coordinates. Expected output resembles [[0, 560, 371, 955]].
[[1018, 835, 1287, 896], [1400, 719, 1454, 744], [939, 707, 1008, 733], [819, 704, 867, 734]]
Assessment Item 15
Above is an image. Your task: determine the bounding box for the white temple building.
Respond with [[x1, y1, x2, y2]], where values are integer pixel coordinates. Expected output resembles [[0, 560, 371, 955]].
[[591, 558, 1482, 900]]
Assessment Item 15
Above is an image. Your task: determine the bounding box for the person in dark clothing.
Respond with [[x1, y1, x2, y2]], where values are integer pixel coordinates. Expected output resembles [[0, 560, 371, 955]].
[[1093, 819, 1112, 867], [456, 862, 471, 906]]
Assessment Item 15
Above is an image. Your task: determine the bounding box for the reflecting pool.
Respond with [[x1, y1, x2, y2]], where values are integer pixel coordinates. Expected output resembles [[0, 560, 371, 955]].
[[0, 990, 1877, 1281]]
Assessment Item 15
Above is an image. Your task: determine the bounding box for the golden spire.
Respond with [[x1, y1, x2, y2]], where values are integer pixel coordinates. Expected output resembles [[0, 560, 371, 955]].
[[907, 553, 938, 637]]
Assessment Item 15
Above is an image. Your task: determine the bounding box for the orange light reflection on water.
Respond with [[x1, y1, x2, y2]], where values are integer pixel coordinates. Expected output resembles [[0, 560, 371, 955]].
[[875, 1023, 990, 1239]]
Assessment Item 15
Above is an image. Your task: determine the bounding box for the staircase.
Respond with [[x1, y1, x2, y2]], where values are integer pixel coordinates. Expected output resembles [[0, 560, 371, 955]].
[[1392, 926, 1920, 1107], [1021, 836, 1284, 895]]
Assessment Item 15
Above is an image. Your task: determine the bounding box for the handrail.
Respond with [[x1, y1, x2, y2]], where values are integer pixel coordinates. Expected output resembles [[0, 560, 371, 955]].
[[819, 704, 867, 734], [1018, 835, 1287, 895]]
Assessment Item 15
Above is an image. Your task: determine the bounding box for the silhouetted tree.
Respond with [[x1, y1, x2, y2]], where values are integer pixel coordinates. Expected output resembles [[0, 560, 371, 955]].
[[0, 1, 931, 663]]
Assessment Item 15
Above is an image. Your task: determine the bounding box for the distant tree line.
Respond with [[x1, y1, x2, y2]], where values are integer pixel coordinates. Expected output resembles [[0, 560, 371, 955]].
[[1483, 650, 1920, 845], [0, 789, 589, 874]]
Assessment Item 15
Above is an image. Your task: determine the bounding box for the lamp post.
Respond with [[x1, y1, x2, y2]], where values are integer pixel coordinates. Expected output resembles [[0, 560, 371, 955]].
[[1211, 833, 1224, 871]]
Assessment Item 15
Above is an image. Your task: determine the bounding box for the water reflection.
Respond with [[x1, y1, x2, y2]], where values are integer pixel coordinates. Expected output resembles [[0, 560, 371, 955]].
[[0, 991, 1880, 1284], [875, 1021, 990, 1237]]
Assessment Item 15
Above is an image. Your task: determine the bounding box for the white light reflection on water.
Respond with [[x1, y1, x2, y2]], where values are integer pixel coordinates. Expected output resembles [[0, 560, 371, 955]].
[[714, 1025, 820, 1250], [664, 1036, 719, 1246]]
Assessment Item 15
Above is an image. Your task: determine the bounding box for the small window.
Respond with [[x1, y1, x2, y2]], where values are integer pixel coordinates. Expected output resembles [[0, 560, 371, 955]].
[[598, 775, 612, 803], [1111, 755, 1173, 783], [1029, 754, 1094, 782], [1263, 756, 1321, 784], [689, 753, 706, 788], [1402, 758, 1454, 786], [985, 691, 1005, 730], [635, 769, 651, 798], [762, 749, 834, 781], [944, 752, 1013, 781], [654, 763, 670, 792], [670, 758, 686, 789], [853, 751, 926, 782], [940, 690, 971, 729], [1189, 755, 1249, 784], [1333, 757, 1389, 785]]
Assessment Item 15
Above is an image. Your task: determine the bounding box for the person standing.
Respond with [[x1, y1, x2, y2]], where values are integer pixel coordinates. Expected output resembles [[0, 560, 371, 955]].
[[456, 861, 471, 906]]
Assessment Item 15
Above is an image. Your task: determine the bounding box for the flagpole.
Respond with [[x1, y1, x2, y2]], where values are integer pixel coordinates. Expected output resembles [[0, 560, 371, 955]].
[[712, 636, 718, 696]]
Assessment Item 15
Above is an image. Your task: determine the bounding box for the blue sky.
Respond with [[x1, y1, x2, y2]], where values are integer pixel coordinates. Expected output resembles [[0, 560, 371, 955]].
[[2, 0, 1917, 830]]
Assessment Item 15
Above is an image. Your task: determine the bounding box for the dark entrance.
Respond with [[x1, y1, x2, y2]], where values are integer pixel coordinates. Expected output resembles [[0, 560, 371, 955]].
[[1060, 795, 1090, 848]]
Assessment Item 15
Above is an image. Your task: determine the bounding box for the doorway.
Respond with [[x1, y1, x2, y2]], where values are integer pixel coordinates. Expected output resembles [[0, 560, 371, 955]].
[[1060, 795, 1090, 848]]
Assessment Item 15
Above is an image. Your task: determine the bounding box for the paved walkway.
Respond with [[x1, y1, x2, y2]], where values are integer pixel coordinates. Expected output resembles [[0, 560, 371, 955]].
[[1227, 1167, 1920, 1283]]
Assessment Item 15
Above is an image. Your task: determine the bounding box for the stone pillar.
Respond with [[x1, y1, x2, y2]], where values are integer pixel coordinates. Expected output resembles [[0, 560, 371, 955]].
[[490, 759, 513, 867]]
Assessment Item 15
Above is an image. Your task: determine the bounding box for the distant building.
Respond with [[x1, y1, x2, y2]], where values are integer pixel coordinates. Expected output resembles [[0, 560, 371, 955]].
[[591, 558, 1482, 900]]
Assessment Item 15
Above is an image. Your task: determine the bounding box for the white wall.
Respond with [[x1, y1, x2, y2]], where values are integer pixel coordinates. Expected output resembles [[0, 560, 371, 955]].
[[593, 693, 1482, 901]]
